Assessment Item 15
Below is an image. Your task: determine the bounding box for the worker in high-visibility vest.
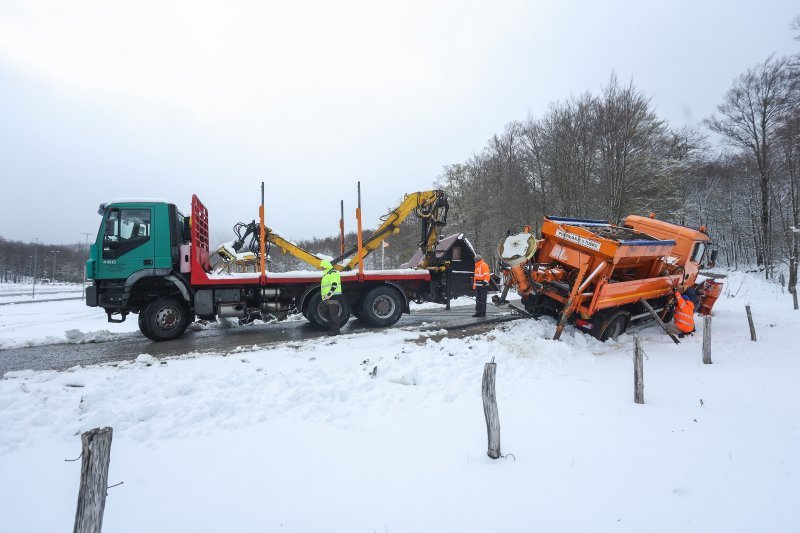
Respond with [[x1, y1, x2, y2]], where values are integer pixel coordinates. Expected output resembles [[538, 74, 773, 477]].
[[319, 260, 342, 335], [669, 287, 699, 337], [472, 254, 491, 317]]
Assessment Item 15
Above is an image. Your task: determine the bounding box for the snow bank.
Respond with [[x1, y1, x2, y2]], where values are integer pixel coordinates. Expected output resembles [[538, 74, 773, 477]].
[[0, 299, 141, 349]]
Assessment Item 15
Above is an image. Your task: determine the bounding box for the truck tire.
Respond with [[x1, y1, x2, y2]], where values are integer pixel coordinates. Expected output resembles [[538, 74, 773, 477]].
[[306, 292, 351, 331], [351, 298, 362, 319], [138, 312, 150, 338], [359, 285, 403, 327], [593, 311, 630, 342], [139, 296, 191, 341]]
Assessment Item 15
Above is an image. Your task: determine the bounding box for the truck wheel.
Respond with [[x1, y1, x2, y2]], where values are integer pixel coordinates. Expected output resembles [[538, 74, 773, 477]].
[[594, 311, 630, 342], [351, 298, 362, 319], [138, 312, 151, 338], [360, 286, 403, 327], [139, 296, 190, 341], [306, 292, 351, 331]]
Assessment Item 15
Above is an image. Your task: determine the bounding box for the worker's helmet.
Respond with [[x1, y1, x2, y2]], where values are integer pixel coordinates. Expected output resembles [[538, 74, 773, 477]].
[[684, 287, 699, 305], [319, 260, 332, 270], [474, 254, 483, 262]]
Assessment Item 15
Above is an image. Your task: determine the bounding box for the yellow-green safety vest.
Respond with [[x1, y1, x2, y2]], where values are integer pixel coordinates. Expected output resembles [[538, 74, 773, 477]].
[[321, 268, 342, 300]]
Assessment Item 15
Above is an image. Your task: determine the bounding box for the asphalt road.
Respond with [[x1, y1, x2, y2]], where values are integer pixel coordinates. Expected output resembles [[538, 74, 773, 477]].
[[0, 303, 520, 374]]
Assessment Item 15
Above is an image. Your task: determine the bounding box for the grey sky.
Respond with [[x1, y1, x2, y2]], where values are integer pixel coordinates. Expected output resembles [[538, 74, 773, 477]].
[[1, 0, 798, 246]]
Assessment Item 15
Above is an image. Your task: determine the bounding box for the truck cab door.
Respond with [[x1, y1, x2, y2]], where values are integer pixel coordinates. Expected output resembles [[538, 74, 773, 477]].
[[98, 207, 156, 279]]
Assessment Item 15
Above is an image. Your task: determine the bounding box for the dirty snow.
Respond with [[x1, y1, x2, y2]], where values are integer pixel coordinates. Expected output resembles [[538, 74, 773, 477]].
[[0, 271, 798, 532], [0, 287, 454, 349]]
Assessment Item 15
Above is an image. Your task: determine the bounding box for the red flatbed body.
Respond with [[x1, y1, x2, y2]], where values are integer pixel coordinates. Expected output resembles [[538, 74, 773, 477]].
[[188, 194, 431, 287]]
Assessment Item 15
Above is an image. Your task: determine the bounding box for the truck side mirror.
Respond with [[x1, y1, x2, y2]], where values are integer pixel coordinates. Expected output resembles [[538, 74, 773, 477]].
[[183, 218, 192, 242]]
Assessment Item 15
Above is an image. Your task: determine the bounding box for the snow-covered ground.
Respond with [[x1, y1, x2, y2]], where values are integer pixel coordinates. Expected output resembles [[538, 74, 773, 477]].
[[0, 296, 141, 349], [1, 271, 798, 532]]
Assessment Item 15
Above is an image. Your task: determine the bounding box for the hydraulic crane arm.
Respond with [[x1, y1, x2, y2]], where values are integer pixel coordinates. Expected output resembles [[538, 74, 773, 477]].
[[265, 229, 329, 270], [216, 189, 448, 273], [218, 220, 333, 271], [333, 190, 449, 270]]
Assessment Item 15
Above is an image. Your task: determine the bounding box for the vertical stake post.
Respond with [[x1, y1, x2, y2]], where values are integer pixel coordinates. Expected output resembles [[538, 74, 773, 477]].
[[702, 315, 712, 364], [745, 305, 756, 341], [339, 200, 345, 256], [73, 427, 113, 533], [32, 237, 39, 298], [482, 359, 501, 459], [634, 337, 644, 404], [259, 182, 266, 284], [356, 182, 364, 279]]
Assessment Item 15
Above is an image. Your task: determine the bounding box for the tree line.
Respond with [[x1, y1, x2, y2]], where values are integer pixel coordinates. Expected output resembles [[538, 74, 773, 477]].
[[0, 237, 88, 284]]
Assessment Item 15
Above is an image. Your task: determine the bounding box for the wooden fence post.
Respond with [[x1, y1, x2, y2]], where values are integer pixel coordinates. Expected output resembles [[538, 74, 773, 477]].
[[745, 305, 757, 341], [74, 427, 113, 533], [633, 337, 644, 404], [702, 315, 712, 364], [482, 360, 501, 459]]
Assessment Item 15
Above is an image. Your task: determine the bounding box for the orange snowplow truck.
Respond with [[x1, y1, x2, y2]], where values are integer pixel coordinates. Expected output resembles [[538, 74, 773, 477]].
[[495, 215, 723, 341]]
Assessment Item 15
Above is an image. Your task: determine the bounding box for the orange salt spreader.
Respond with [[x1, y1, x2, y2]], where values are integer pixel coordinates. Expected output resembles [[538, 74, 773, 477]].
[[494, 215, 723, 342]]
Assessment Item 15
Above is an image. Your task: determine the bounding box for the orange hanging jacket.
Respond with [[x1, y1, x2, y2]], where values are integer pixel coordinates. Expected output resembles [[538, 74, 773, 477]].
[[473, 260, 490, 289], [673, 291, 695, 333]]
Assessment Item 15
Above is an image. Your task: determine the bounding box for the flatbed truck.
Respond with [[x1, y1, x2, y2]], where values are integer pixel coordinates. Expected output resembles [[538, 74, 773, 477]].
[[86, 193, 481, 341]]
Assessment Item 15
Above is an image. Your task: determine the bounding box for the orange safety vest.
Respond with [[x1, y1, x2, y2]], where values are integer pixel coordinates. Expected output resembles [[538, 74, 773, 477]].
[[673, 291, 695, 333], [473, 260, 491, 289]]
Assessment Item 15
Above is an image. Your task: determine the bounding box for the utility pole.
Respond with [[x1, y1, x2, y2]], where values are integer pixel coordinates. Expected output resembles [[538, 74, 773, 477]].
[[81, 232, 92, 298], [32, 238, 39, 298], [50, 250, 60, 283]]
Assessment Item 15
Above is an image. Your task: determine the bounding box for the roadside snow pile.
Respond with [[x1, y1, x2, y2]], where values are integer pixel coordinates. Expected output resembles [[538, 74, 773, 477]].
[[0, 299, 140, 349], [63, 329, 122, 344], [0, 271, 798, 532]]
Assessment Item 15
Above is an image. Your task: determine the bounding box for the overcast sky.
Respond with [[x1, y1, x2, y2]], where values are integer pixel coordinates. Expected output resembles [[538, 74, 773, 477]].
[[1, 0, 798, 246]]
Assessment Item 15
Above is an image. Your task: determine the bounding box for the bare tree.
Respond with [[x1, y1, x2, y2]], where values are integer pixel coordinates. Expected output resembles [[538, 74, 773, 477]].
[[596, 74, 666, 223], [776, 110, 800, 294], [706, 56, 795, 278]]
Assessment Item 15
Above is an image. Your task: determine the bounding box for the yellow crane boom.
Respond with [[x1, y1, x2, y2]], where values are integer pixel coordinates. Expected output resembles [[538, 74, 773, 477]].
[[215, 189, 449, 273], [334, 190, 449, 271]]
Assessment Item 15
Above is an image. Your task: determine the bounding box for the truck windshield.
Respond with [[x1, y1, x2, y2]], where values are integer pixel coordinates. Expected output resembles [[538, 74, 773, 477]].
[[690, 242, 706, 263]]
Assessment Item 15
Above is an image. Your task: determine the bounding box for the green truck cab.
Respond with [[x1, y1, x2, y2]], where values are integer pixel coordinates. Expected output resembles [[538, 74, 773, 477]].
[[86, 200, 194, 340]]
